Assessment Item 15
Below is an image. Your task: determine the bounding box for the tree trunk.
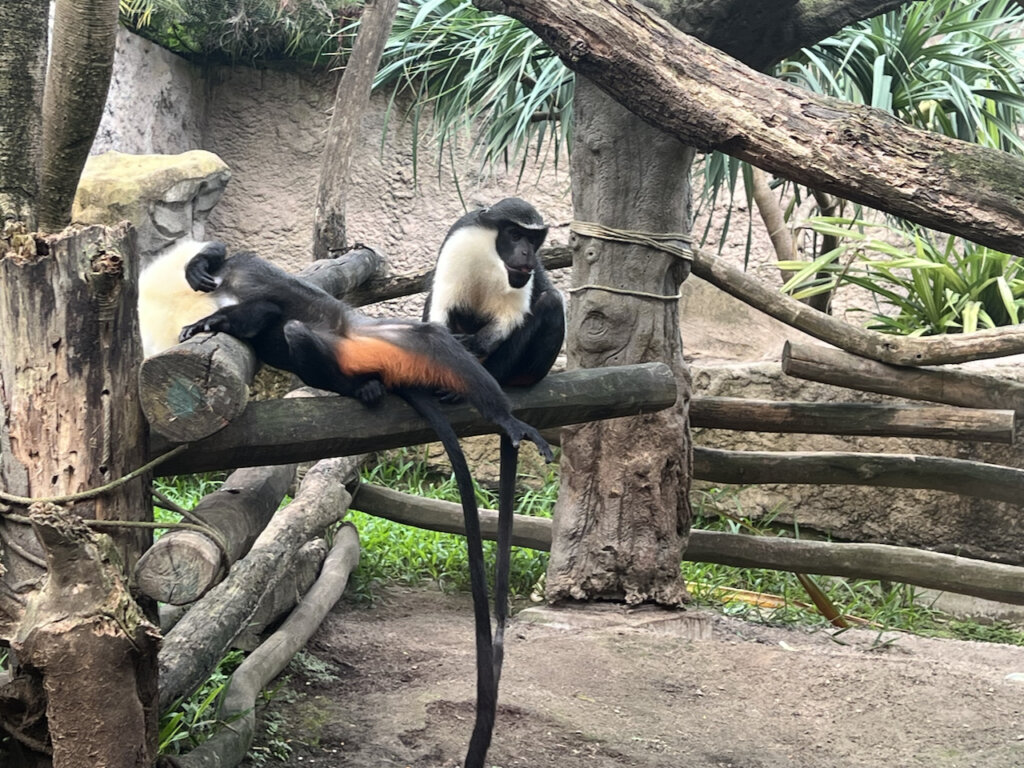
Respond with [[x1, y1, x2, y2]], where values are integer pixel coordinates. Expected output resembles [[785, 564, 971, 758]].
[[546, 79, 693, 606], [0, 0, 48, 229], [37, 0, 119, 233], [0, 225, 158, 766], [313, 0, 399, 259]]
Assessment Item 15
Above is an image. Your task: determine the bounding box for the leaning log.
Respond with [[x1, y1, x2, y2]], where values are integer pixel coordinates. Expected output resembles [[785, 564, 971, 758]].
[[782, 341, 1024, 414], [690, 397, 1014, 443], [134, 463, 296, 605], [693, 446, 1024, 505], [173, 525, 359, 768], [353, 484, 1024, 605], [158, 456, 360, 710], [152, 363, 678, 475], [139, 246, 383, 443]]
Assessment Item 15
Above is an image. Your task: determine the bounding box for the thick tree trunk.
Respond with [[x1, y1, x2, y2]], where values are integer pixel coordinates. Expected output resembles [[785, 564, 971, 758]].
[[37, 0, 119, 233], [0, 225, 158, 766], [0, 0, 48, 228], [546, 80, 693, 606]]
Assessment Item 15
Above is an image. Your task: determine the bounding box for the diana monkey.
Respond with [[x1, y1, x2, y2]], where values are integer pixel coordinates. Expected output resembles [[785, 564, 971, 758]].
[[146, 241, 551, 768], [424, 197, 566, 760]]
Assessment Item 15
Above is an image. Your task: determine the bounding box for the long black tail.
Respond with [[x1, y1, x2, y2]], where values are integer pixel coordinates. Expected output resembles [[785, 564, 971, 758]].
[[399, 389, 496, 768], [492, 434, 517, 688]]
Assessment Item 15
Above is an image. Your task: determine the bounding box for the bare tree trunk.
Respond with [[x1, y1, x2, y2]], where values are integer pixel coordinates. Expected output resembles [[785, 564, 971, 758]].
[[546, 80, 693, 606], [0, 0, 48, 228], [37, 0, 119, 233], [313, 0, 399, 259], [0, 225, 158, 767]]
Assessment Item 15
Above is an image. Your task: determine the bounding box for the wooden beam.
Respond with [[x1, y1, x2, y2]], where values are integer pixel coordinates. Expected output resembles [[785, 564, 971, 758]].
[[152, 363, 678, 475], [782, 341, 1024, 414], [353, 484, 1024, 605], [693, 446, 1024, 505], [690, 397, 1015, 443]]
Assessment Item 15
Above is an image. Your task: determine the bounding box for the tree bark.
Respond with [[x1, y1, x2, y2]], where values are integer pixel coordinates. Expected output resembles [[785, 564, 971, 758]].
[[37, 0, 119, 233], [0, 0, 48, 228], [547, 79, 694, 606], [313, 0, 399, 259], [476, 0, 1024, 256], [0, 225, 157, 766]]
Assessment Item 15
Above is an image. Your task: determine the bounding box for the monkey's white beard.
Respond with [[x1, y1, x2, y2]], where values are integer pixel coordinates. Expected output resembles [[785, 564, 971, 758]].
[[429, 226, 533, 336]]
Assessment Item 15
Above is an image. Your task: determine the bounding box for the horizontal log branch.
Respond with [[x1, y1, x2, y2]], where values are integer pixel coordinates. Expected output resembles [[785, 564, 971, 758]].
[[139, 246, 383, 443], [693, 446, 1024, 505], [134, 463, 296, 605], [158, 456, 360, 710], [690, 397, 1014, 443], [477, 0, 1024, 256], [354, 484, 1024, 605], [782, 342, 1024, 414], [151, 363, 677, 475], [691, 251, 1024, 366]]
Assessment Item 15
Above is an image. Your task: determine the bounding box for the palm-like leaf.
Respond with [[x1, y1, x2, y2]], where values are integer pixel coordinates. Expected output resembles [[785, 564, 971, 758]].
[[375, 0, 573, 180]]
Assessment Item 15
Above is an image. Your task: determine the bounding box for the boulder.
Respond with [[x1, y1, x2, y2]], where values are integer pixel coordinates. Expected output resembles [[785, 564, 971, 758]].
[[73, 150, 231, 263]]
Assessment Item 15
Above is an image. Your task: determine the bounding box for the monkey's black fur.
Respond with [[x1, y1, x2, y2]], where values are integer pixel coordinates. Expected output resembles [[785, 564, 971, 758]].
[[177, 244, 553, 768]]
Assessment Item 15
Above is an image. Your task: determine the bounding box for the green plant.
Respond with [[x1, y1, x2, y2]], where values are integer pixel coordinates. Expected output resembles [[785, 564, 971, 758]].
[[118, 0, 355, 65], [373, 0, 572, 181], [159, 650, 245, 755], [779, 218, 1024, 335]]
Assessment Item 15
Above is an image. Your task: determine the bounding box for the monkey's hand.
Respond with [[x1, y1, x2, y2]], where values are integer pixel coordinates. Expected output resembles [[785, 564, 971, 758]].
[[179, 315, 225, 342], [452, 332, 488, 359], [500, 418, 554, 463], [354, 380, 386, 407]]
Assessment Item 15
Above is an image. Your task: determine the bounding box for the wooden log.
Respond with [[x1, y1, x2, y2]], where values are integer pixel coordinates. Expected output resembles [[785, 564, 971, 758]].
[[152, 363, 677, 475], [173, 525, 359, 768], [353, 484, 1024, 605], [158, 456, 360, 710], [782, 341, 1024, 414], [693, 446, 1024, 505], [134, 463, 296, 605], [139, 246, 383, 443], [232, 537, 329, 652], [690, 397, 1015, 443]]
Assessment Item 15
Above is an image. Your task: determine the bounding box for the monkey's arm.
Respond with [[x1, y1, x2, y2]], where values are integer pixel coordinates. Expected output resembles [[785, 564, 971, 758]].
[[184, 242, 228, 292], [478, 288, 565, 387], [178, 300, 282, 342]]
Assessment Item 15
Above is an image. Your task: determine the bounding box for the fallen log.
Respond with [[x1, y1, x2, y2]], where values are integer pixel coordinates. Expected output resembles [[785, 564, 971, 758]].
[[158, 455, 360, 710], [139, 246, 383, 443], [135, 463, 296, 605], [173, 525, 359, 768], [782, 342, 1024, 414], [693, 446, 1024, 505], [690, 397, 1014, 443], [152, 363, 677, 475], [353, 484, 1024, 605]]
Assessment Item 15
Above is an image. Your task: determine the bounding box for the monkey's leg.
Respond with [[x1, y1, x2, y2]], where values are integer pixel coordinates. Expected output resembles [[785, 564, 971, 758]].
[[399, 389, 497, 768], [482, 288, 565, 386]]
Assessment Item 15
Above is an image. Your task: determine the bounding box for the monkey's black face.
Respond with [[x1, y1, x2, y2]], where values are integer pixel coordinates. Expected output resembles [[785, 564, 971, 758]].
[[497, 224, 546, 289]]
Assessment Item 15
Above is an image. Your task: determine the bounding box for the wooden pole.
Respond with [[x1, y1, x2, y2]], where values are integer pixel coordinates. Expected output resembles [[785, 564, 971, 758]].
[[353, 484, 1024, 605]]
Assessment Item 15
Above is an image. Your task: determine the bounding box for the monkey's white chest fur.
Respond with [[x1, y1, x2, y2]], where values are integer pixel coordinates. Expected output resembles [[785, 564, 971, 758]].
[[429, 227, 533, 335]]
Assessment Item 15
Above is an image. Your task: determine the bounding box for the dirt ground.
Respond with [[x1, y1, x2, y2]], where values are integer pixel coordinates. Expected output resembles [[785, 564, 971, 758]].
[[243, 586, 1024, 768]]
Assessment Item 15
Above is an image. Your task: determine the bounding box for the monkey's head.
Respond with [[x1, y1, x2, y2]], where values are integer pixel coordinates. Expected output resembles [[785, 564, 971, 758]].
[[480, 198, 549, 289]]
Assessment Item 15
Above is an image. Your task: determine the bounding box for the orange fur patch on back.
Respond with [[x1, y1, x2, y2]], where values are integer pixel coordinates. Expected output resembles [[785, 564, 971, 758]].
[[335, 335, 466, 393]]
